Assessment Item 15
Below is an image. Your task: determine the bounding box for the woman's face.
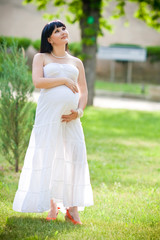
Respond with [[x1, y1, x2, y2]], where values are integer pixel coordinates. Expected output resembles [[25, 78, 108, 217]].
[[48, 26, 69, 46]]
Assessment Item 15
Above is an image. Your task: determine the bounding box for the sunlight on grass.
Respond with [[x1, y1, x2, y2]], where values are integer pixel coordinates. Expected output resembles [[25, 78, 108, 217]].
[[0, 107, 160, 239], [95, 80, 149, 96]]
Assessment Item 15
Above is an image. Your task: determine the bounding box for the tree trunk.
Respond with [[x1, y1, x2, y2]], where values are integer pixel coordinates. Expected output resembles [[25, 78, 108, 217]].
[[80, 0, 101, 106], [82, 44, 97, 105]]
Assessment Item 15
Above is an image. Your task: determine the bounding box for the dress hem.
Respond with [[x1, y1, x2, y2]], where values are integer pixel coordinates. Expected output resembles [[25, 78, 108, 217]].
[[13, 202, 94, 213]]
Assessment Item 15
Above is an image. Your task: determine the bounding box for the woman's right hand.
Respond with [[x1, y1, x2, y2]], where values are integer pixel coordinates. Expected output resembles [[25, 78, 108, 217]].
[[64, 78, 78, 93]]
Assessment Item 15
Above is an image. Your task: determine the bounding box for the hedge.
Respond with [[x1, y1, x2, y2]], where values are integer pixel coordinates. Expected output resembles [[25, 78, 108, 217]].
[[31, 40, 82, 58], [32, 39, 40, 51], [109, 43, 142, 48], [1, 36, 160, 62], [0, 36, 31, 50], [146, 46, 160, 62]]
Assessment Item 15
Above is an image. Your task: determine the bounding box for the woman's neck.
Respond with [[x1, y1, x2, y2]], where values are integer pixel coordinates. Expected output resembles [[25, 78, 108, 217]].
[[51, 45, 66, 57]]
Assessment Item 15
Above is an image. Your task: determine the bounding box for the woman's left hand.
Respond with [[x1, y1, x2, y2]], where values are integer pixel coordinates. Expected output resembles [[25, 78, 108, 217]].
[[61, 109, 78, 122]]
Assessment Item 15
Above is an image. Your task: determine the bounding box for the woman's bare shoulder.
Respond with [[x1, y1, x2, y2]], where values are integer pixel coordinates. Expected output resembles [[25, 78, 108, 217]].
[[33, 53, 49, 66], [33, 53, 45, 61], [67, 53, 83, 68]]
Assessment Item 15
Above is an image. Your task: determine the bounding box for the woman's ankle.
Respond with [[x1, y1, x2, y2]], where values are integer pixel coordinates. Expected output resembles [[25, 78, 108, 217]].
[[67, 207, 81, 222], [69, 206, 78, 213], [50, 200, 57, 211]]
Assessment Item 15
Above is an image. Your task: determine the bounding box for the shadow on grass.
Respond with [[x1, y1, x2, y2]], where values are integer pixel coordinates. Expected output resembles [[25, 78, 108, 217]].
[[0, 215, 82, 240]]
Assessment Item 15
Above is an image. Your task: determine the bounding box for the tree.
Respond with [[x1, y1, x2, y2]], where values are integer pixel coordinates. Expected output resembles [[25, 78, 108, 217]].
[[0, 42, 35, 172], [23, 0, 160, 105]]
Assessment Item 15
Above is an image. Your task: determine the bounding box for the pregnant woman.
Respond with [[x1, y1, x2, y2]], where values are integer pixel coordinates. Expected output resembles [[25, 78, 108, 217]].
[[13, 20, 94, 225]]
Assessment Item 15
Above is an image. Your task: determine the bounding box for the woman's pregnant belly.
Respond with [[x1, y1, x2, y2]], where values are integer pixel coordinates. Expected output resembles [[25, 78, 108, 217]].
[[38, 85, 79, 113]]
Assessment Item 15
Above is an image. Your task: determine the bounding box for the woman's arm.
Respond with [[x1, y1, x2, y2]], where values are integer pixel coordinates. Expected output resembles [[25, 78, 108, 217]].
[[77, 59, 88, 110], [32, 53, 78, 93], [61, 59, 88, 122]]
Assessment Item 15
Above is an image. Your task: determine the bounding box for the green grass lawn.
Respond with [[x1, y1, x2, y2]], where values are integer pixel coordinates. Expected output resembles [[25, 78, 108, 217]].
[[95, 80, 149, 96], [0, 107, 160, 240]]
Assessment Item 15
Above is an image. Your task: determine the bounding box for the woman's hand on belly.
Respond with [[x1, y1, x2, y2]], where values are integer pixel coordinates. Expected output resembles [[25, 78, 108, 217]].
[[64, 78, 78, 93], [61, 109, 78, 122]]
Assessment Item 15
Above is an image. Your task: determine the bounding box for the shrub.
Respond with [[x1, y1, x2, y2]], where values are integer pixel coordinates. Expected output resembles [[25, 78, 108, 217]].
[[32, 39, 41, 51], [146, 46, 160, 62], [69, 42, 86, 60], [69, 42, 82, 57], [32, 40, 84, 59], [0, 36, 32, 50], [109, 43, 142, 48], [0, 41, 35, 172]]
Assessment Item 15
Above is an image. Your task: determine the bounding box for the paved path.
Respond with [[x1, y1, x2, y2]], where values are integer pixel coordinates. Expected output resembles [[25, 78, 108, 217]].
[[31, 91, 160, 112], [94, 96, 160, 112]]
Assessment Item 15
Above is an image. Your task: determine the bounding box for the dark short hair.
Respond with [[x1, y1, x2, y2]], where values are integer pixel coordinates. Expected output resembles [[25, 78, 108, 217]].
[[40, 20, 67, 53]]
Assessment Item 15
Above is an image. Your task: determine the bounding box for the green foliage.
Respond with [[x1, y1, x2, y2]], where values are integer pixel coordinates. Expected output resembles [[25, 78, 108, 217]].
[[23, 0, 50, 10], [32, 39, 83, 59], [0, 36, 32, 50], [32, 39, 41, 51], [111, 0, 126, 19], [134, 0, 160, 31], [68, 42, 82, 57], [69, 42, 87, 61], [22, 0, 160, 33], [0, 41, 35, 172], [66, 0, 82, 23], [21, 0, 160, 50], [146, 45, 160, 62], [109, 43, 143, 48], [98, 18, 113, 36], [147, 46, 160, 55]]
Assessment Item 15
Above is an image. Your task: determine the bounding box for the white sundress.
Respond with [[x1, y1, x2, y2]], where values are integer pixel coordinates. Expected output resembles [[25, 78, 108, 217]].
[[13, 62, 94, 214]]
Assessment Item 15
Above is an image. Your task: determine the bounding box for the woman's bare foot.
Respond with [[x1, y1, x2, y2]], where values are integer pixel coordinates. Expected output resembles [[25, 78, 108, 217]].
[[68, 206, 82, 223], [47, 200, 58, 218]]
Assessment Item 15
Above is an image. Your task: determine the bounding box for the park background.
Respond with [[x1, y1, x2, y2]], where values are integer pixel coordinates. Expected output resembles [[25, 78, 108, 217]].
[[1, 0, 160, 85], [0, 0, 160, 239]]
